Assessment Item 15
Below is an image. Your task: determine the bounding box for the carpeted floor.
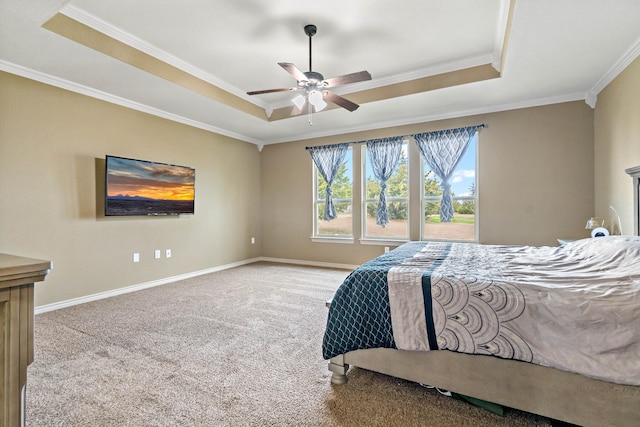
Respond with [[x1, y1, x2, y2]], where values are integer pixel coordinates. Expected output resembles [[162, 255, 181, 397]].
[[26, 262, 551, 426]]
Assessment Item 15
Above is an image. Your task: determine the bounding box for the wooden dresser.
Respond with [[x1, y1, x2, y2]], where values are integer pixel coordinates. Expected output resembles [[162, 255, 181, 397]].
[[0, 254, 50, 427]]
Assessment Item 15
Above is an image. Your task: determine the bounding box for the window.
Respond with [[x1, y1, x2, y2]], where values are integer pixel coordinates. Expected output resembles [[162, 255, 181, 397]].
[[422, 134, 477, 241], [313, 147, 353, 238], [362, 142, 409, 240], [310, 126, 481, 244]]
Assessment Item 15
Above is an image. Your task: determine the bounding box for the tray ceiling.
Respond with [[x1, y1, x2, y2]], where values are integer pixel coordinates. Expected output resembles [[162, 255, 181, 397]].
[[1, 0, 640, 146]]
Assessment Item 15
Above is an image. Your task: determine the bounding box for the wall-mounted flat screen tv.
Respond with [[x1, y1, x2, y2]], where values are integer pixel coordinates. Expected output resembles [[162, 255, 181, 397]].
[[105, 155, 195, 216]]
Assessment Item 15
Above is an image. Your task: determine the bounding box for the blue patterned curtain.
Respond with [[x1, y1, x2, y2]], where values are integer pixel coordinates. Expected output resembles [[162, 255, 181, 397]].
[[413, 126, 480, 222], [307, 143, 349, 221], [366, 137, 405, 227]]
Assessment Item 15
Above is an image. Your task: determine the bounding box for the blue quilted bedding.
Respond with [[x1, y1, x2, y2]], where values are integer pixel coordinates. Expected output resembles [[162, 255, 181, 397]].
[[322, 242, 428, 359], [323, 237, 640, 386]]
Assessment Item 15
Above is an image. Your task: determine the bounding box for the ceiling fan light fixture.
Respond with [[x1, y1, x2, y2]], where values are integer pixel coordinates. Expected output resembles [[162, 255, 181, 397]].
[[292, 94, 306, 110], [308, 90, 327, 111]]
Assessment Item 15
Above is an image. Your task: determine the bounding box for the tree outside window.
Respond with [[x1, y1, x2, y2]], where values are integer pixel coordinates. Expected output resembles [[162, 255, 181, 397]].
[[423, 136, 477, 241], [314, 148, 353, 237], [363, 143, 409, 240]]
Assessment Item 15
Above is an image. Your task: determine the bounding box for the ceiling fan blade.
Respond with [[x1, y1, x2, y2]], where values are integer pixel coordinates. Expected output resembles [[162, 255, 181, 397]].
[[247, 87, 295, 95], [279, 62, 307, 82], [323, 91, 360, 112], [323, 70, 371, 87], [290, 105, 304, 116]]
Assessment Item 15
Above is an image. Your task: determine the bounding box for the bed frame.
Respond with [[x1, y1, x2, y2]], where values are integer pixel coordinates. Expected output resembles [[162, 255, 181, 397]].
[[326, 167, 640, 427], [328, 349, 640, 426]]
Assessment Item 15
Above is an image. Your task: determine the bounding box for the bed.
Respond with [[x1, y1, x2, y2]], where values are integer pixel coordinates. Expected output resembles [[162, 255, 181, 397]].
[[323, 169, 640, 427]]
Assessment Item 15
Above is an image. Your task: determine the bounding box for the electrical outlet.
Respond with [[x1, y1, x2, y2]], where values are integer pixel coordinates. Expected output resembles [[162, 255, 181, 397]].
[[154, 250, 161, 259], [165, 249, 172, 258], [251, 237, 255, 244], [133, 253, 140, 263], [384, 247, 390, 253]]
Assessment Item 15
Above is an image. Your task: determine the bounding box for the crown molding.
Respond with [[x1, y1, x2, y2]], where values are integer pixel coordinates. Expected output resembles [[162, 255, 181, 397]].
[[2, 59, 588, 148], [3, 58, 588, 147], [585, 91, 597, 109], [263, 92, 587, 145], [0, 60, 262, 146], [586, 32, 640, 108]]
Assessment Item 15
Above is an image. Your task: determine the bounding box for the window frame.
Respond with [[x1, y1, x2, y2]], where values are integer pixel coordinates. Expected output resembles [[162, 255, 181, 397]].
[[420, 134, 479, 242], [360, 142, 410, 244], [311, 146, 354, 243]]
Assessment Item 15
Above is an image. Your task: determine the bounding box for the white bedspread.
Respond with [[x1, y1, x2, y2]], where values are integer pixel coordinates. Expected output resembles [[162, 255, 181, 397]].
[[388, 236, 640, 385]]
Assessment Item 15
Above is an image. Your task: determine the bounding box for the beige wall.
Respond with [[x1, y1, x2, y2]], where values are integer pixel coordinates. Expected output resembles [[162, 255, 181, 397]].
[[0, 72, 262, 307], [261, 101, 594, 265], [594, 56, 640, 235], [2, 68, 605, 307]]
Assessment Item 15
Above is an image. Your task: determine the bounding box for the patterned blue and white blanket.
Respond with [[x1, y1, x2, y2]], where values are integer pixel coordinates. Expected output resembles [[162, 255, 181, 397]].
[[323, 237, 640, 386]]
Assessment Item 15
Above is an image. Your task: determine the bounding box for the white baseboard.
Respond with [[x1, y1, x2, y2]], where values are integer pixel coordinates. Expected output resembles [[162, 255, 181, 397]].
[[34, 257, 355, 314], [34, 257, 262, 314], [259, 257, 357, 271]]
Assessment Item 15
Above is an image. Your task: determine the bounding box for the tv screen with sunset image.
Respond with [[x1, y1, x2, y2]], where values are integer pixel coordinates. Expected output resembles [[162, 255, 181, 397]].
[[105, 155, 195, 216]]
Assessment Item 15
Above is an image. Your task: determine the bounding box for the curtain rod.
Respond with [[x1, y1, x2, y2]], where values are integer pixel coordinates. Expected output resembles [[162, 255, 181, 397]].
[[305, 141, 366, 150], [305, 124, 485, 150]]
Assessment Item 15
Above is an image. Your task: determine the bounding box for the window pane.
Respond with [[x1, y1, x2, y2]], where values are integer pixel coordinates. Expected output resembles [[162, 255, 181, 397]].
[[314, 147, 353, 237], [424, 170, 442, 197], [365, 201, 408, 238], [317, 201, 353, 236], [363, 143, 409, 239], [316, 160, 353, 200], [365, 153, 409, 198], [447, 136, 476, 199], [424, 201, 475, 241], [422, 135, 477, 241]]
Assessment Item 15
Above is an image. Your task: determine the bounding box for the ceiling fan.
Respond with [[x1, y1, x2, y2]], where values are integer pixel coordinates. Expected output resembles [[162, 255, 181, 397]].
[[247, 24, 372, 116]]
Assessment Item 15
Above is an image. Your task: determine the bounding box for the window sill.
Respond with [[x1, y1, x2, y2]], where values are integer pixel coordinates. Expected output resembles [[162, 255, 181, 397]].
[[359, 238, 409, 246], [310, 237, 355, 244], [422, 238, 479, 244]]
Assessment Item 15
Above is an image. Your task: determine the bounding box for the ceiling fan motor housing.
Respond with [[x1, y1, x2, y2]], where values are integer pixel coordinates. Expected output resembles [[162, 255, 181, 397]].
[[302, 71, 324, 84]]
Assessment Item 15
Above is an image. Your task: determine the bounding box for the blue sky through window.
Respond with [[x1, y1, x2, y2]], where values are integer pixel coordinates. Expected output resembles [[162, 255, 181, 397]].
[[449, 136, 476, 196]]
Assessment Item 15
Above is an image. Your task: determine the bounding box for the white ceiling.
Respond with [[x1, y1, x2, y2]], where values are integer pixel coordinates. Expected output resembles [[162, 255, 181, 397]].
[[2, 0, 640, 147]]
